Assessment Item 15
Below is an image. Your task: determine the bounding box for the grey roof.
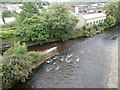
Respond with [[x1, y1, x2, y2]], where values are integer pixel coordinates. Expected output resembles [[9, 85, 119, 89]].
[[80, 13, 106, 20]]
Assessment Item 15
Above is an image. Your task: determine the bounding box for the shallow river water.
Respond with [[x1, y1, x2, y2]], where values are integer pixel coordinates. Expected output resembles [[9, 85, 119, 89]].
[[13, 25, 119, 88]]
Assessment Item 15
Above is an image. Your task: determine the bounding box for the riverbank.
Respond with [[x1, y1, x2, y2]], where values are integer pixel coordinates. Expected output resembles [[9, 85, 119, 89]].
[[2, 46, 58, 89], [1, 27, 103, 52], [2, 23, 119, 52], [31, 47, 58, 69]]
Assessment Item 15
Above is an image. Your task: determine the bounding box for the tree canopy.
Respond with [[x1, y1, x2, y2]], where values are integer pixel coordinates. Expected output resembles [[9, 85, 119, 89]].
[[16, 2, 39, 26], [105, 2, 120, 24], [2, 10, 12, 23], [18, 2, 79, 42]]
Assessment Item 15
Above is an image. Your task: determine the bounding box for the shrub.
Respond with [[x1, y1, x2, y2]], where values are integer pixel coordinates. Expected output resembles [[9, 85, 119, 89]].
[[0, 30, 16, 39], [86, 27, 92, 31], [103, 22, 109, 29], [2, 42, 31, 88], [105, 15, 116, 27], [98, 22, 104, 27], [81, 30, 90, 36], [1, 21, 17, 28], [92, 24, 99, 31], [82, 25, 87, 30], [28, 51, 44, 63]]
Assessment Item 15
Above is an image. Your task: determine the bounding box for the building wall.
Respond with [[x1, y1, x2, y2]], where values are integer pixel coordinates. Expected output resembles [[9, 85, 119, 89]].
[[85, 16, 106, 26], [76, 16, 106, 28], [75, 6, 79, 14], [76, 17, 85, 29]]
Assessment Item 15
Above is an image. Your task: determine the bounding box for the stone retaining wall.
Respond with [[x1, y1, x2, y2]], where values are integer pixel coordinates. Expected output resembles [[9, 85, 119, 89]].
[[31, 47, 58, 69]]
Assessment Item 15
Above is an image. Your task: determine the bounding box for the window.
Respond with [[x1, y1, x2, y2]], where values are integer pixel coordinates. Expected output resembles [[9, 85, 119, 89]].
[[93, 21, 95, 24], [90, 22, 92, 25], [87, 23, 89, 26], [96, 21, 98, 23], [98, 11, 102, 13], [99, 20, 101, 22]]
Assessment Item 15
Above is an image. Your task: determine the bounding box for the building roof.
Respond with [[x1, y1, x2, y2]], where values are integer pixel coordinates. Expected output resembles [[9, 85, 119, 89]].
[[91, 4, 98, 7], [80, 13, 106, 20]]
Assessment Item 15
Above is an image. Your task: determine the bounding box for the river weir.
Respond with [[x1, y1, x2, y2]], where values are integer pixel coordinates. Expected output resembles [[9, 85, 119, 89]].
[[13, 25, 119, 88]]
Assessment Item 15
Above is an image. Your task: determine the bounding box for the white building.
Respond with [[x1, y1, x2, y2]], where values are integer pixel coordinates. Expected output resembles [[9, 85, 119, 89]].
[[75, 6, 79, 15], [77, 13, 106, 28], [6, 4, 23, 13], [91, 4, 99, 9]]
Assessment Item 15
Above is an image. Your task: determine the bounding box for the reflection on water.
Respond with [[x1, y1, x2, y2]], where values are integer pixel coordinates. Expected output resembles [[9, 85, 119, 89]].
[[28, 37, 86, 53]]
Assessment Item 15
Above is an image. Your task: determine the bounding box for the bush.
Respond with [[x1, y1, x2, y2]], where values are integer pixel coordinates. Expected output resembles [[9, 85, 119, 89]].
[[1, 21, 17, 28], [92, 24, 99, 31], [28, 51, 44, 63], [103, 22, 109, 29], [82, 25, 87, 30], [0, 30, 16, 39], [98, 22, 104, 27], [86, 27, 92, 31], [81, 30, 90, 36], [2, 42, 31, 88], [105, 15, 116, 27]]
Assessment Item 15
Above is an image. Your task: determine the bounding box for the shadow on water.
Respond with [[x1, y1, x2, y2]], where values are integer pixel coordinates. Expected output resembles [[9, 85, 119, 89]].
[[28, 37, 87, 54], [12, 25, 119, 88]]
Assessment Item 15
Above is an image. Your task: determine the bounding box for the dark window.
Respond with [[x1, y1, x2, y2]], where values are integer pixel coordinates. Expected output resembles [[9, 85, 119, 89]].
[[98, 11, 102, 13], [93, 21, 95, 24], [87, 23, 89, 26], [90, 22, 92, 25]]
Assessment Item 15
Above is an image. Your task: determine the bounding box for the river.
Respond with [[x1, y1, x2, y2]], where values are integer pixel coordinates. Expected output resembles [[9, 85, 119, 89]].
[[13, 25, 119, 88]]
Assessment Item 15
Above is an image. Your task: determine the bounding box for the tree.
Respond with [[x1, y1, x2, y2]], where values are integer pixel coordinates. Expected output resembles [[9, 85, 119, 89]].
[[105, 15, 116, 27], [16, 2, 39, 26], [19, 15, 49, 42], [2, 10, 11, 23], [105, 2, 120, 24], [17, 2, 79, 42], [47, 3, 79, 40]]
